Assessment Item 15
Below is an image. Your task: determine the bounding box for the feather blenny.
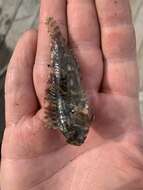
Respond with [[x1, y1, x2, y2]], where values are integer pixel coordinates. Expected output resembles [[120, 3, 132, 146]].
[[44, 17, 90, 146]]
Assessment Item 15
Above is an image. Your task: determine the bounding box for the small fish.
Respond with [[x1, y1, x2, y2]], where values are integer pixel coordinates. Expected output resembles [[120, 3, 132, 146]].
[[44, 17, 90, 146]]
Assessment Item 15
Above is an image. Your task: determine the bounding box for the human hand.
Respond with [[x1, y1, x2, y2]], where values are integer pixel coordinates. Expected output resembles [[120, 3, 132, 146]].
[[1, 0, 143, 189]]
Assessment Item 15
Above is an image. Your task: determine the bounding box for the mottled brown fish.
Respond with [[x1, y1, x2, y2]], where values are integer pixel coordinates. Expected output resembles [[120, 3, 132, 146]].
[[44, 17, 90, 146]]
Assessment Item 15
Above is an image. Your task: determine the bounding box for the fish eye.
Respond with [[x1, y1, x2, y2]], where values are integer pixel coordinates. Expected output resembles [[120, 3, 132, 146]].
[[71, 109, 75, 114]]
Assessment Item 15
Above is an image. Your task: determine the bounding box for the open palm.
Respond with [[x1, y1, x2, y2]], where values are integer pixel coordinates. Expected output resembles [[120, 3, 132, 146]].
[[1, 0, 143, 190]]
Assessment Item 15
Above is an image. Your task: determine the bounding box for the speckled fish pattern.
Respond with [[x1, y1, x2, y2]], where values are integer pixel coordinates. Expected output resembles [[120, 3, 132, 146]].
[[44, 17, 90, 146]]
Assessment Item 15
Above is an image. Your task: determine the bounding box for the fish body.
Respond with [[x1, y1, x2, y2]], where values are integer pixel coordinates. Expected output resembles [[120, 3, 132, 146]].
[[45, 17, 90, 146]]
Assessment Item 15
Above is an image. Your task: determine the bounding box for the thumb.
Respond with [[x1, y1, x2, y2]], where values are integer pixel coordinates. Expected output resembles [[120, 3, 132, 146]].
[[5, 30, 38, 127]]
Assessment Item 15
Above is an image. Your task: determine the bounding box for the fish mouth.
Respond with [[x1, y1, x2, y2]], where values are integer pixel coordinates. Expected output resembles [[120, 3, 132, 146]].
[[64, 126, 89, 146]]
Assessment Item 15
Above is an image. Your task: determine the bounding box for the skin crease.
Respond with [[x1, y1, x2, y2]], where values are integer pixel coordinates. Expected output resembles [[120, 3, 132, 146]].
[[1, 0, 143, 189]]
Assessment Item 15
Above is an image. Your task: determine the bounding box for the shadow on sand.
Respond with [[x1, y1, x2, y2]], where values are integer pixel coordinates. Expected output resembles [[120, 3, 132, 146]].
[[0, 38, 12, 151]]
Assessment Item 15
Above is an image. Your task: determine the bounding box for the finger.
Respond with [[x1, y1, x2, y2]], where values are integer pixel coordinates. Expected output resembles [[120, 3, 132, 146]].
[[95, 0, 139, 97], [34, 0, 67, 106], [67, 0, 103, 93], [5, 30, 38, 127]]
